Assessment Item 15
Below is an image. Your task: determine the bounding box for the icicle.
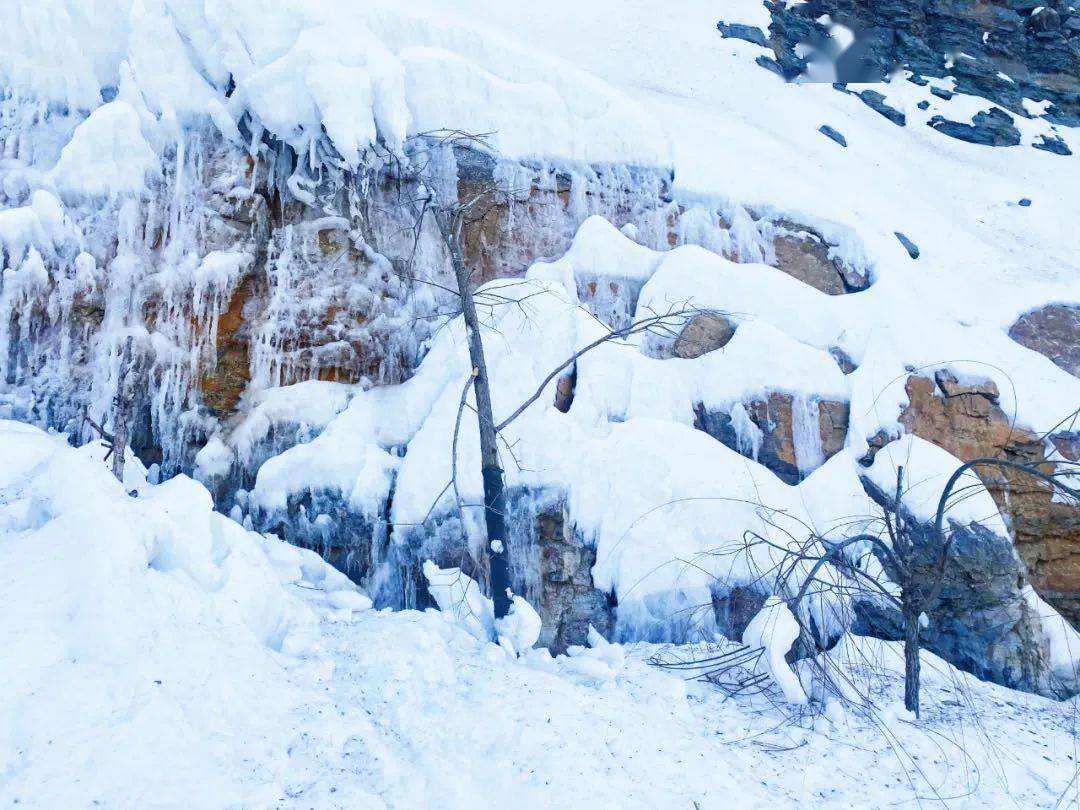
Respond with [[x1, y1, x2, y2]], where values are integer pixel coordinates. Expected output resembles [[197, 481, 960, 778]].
[[729, 402, 763, 461], [791, 394, 824, 476]]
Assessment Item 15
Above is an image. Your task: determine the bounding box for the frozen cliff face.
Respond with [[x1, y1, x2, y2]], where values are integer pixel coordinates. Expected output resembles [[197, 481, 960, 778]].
[[1, 0, 1078, 698]]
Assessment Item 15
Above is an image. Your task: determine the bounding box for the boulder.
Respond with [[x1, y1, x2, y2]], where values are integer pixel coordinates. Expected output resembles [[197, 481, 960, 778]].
[[716, 21, 769, 48], [1008, 303, 1080, 377], [898, 374, 1080, 624], [694, 393, 850, 484], [928, 108, 1022, 147], [1033, 133, 1073, 155], [856, 475, 1067, 697], [673, 313, 737, 358], [858, 89, 907, 126], [773, 231, 870, 294], [819, 124, 848, 147]]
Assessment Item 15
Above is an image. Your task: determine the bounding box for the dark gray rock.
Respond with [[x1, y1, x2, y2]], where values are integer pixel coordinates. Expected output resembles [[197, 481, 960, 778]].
[[1033, 133, 1073, 155], [1018, 197, 1032, 206], [829, 347, 858, 374], [855, 476, 1074, 698], [819, 124, 848, 146], [673, 313, 737, 358], [1030, 6, 1061, 34], [930, 86, 955, 101], [716, 21, 769, 48], [894, 231, 920, 259], [750, 0, 1080, 127], [917, 100, 931, 110], [858, 90, 907, 126], [1008, 303, 1080, 377], [928, 108, 1022, 146], [755, 54, 790, 79]]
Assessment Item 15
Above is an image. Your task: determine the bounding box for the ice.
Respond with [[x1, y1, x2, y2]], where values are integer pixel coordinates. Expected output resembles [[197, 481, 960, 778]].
[[791, 394, 825, 476]]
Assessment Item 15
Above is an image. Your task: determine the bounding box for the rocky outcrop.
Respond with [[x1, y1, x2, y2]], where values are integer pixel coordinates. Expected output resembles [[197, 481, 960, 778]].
[[695, 393, 850, 483], [531, 500, 615, 653], [749, 0, 1080, 129], [895, 373, 1080, 623], [856, 476, 1067, 697], [456, 149, 674, 284], [368, 488, 613, 654], [927, 108, 1022, 146], [1008, 303, 1080, 377], [773, 229, 869, 294], [673, 313, 738, 358]]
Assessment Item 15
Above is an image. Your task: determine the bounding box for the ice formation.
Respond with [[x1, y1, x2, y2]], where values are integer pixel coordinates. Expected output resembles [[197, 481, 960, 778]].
[[1, 0, 1077, 690]]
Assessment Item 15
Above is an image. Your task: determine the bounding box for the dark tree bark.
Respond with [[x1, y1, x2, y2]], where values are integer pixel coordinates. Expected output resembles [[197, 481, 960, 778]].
[[903, 603, 921, 716], [437, 210, 512, 619]]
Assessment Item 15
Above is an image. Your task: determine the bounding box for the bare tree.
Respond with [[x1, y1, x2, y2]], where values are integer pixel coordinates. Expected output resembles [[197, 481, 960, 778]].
[[768, 456, 1079, 717], [379, 130, 704, 621]]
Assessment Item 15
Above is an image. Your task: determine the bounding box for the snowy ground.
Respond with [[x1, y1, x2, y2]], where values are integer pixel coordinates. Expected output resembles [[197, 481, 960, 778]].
[[2, 422, 1078, 809], [276, 598, 1080, 809], [3, 1, 1080, 806]]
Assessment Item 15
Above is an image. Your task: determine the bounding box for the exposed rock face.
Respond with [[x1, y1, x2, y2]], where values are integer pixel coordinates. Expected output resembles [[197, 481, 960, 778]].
[[673, 313, 737, 358], [456, 148, 674, 284], [576, 275, 644, 331], [255, 488, 384, 583], [712, 585, 769, 641], [199, 275, 261, 415], [751, 0, 1080, 128], [531, 500, 615, 654], [856, 477, 1067, 697], [897, 373, 1080, 623], [694, 393, 850, 483], [1008, 303, 1080, 377], [773, 223, 870, 294], [927, 108, 1022, 146], [363, 489, 613, 654]]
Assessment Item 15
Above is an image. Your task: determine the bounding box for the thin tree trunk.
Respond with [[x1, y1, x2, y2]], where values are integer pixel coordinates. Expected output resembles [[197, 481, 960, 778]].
[[445, 222, 512, 619], [903, 603, 921, 717], [111, 337, 134, 484]]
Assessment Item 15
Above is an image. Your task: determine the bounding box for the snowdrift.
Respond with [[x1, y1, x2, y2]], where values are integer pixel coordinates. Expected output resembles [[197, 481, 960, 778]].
[[0, 421, 360, 806]]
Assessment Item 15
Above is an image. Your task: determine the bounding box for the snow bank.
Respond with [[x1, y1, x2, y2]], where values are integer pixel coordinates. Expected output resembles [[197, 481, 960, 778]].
[[742, 597, 808, 704], [3, 0, 670, 181], [48, 101, 158, 197], [864, 433, 1008, 534], [0, 421, 357, 806]]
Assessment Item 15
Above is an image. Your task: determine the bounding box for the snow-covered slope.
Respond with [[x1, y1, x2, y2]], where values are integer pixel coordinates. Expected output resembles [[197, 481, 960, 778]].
[[0, 421, 360, 805], [2, 422, 1079, 808], [2, 1, 1079, 803]]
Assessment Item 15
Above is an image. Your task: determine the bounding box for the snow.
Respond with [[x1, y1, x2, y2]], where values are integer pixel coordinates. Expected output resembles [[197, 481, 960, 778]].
[[1, 1, 1079, 803], [865, 433, 1008, 534], [742, 597, 808, 704], [0, 420, 348, 806], [2, 421, 1079, 806], [423, 560, 495, 642], [495, 594, 543, 654], [49, 101, 158, 197]]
